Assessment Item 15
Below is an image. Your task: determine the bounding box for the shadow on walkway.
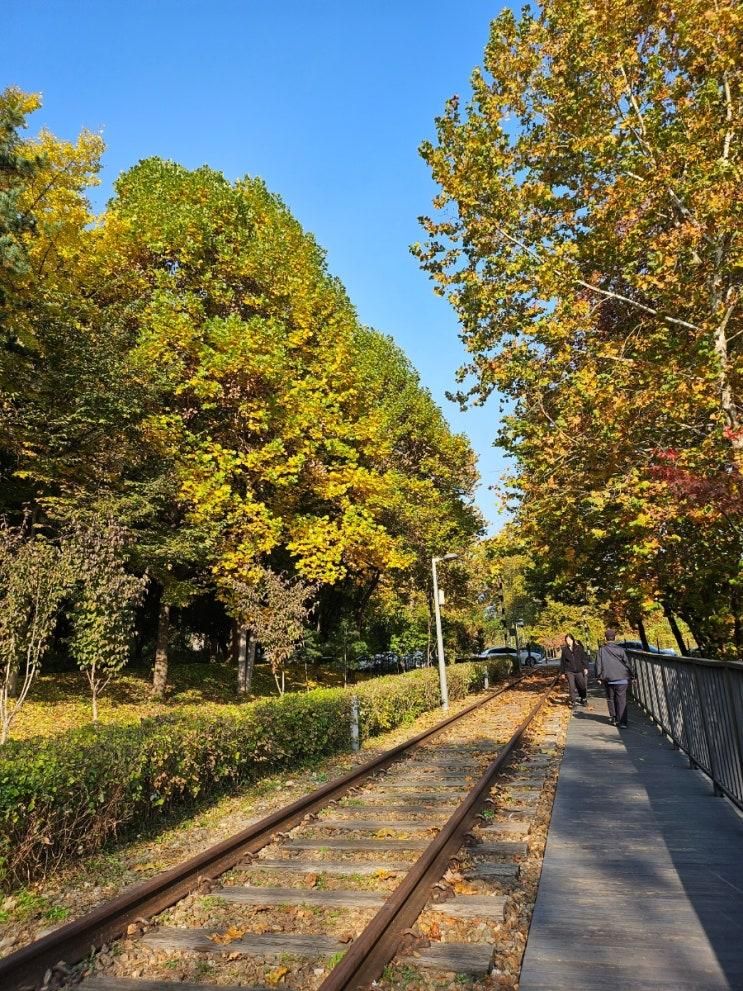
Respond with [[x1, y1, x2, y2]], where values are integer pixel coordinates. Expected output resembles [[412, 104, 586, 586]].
[[519, 687, 743, 991]]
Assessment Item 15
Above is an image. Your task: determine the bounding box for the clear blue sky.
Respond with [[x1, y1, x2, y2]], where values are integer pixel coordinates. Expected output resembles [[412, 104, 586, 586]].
[[6, 0, 510, 531]]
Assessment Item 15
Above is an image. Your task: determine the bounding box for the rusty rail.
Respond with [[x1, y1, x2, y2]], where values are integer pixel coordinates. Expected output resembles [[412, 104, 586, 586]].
[[0, 675, 527, 991], [317, 676, 558, 991]]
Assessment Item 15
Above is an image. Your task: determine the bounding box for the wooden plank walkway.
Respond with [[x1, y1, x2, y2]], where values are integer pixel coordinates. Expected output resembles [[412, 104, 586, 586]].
[[520, 689, 743, 991]]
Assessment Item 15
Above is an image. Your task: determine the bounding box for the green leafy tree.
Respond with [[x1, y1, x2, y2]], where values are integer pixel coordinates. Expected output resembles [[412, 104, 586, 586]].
[[0, 525, 72, 743], [67, 519, 147, 722], [223, 565, 315, 696], [327, 616, 369, 685], [0, 87, 42, 313]]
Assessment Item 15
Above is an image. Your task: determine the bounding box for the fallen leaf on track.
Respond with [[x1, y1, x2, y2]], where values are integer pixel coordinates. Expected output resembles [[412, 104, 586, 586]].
[[209, 925, 246, 944], [266, 964, 290, 985], [452, 880, 480, 895]]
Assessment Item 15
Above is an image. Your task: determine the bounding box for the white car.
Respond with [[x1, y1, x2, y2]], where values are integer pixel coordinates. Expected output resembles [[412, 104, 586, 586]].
[[520, 646, 547, 665], [477, 646, 519, 662], [478, 645, 548, 666]]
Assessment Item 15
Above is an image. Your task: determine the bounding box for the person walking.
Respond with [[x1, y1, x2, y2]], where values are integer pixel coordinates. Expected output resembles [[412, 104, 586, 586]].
[[560, 633, 589, 709], [595, 628, 633, 727]]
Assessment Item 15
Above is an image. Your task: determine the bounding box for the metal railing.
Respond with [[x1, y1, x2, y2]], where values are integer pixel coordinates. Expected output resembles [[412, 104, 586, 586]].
[[628, 650, 743, 809]]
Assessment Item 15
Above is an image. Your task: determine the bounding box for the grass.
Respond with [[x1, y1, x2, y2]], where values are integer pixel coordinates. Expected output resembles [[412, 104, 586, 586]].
[[197, 895, 227, 909], [382, 964, 419, 987], [193, 960, 216, 978], [8, 658, 353, 742], [0, 889, 70, 925]]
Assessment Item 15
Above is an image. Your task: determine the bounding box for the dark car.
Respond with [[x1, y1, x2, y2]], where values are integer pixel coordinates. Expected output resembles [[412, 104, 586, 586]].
[[615, 640, 676, 656]]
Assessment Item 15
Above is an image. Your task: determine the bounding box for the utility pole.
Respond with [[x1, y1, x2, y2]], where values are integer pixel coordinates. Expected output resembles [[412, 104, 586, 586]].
[[432, 553, 458, 710]]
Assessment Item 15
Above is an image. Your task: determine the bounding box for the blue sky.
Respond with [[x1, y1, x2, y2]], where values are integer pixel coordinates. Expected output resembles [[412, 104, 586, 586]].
[[6, 0, 510, 531]]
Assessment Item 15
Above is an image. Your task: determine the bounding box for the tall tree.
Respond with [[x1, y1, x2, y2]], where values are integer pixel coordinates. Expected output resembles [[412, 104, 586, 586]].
[[417, 0, 742, 652], [0, 525, 72, 743]]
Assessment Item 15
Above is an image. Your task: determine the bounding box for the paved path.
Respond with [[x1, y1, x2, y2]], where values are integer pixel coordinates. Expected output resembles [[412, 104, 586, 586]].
[[520, 688, 743, 991]]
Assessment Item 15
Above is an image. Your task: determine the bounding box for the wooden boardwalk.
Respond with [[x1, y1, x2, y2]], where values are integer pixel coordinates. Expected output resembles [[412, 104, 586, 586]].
[[520, 688, 743, 991]]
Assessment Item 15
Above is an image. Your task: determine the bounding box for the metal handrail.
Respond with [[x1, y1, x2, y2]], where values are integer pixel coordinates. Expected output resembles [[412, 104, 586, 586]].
[[628, 649, 743, 810]]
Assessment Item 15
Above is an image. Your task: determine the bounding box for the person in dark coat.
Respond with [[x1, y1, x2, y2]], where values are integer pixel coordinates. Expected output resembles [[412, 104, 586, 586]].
[[595, 628, 633, 727], [560, 633, 589, 708]]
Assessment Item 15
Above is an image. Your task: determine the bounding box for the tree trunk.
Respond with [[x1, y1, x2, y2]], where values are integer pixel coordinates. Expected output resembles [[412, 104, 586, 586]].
[[230, 619, 240, 665], [354, 570, 380, 628], [152, 600, 171, 698], [92, 689, 99, 724], [245, 637, 256, 695], [6, 664, 20, 699], [713, 296, 742, 457], [677, 607, 708, 655], [663, 603, 688, 656], [637, 617, 650, 652], [237, 626, 248, 694], [732, 589, 742, 653]]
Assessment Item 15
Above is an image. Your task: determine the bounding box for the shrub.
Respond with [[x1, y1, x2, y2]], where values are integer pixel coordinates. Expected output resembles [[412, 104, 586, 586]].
[[354, 658, 511, 739], [0, 660, 507, 889]]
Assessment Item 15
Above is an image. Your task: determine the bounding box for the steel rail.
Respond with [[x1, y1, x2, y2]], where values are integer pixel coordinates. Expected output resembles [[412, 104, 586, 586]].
[[0, 674, 529, 991], [317, 676, 558, 991]]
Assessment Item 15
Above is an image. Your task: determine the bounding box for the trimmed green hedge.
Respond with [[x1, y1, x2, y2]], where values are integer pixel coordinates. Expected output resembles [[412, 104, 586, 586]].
[[0, 659, 509, 889]]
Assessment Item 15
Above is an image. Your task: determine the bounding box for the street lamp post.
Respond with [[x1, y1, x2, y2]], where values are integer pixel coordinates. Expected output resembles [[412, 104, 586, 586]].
[[432, 553, 458, 710]]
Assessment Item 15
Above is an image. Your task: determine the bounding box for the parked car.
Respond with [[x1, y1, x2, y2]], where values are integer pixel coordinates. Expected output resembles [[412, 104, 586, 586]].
[[477, 644, 548, 667], [615, 640, 676, 656], [521, 644, 548, 666], [477, 645, 519, 661]]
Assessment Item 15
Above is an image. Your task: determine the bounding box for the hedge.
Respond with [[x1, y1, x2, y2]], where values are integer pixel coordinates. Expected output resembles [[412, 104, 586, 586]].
[[0, 659, 510, 889]]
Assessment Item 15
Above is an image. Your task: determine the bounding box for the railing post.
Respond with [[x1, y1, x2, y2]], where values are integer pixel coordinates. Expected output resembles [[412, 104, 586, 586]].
[[692, 662, 723, 796], [659, 660, 678, 748], [647, 654, 664, 728], [673, 661, 695, 764], [723, 664, 743, 798]]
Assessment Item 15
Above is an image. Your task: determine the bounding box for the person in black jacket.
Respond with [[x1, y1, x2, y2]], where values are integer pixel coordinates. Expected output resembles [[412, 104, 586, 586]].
[[560, 633, 589, 708], [595, 628, 633, 727]]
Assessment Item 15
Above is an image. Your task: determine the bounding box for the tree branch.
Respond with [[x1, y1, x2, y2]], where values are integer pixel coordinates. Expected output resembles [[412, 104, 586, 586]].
[[487, 220, 701, 332]]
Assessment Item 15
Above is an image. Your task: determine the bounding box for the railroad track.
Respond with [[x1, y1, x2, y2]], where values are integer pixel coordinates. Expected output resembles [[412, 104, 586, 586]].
[[2, 672, 562, 991]]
